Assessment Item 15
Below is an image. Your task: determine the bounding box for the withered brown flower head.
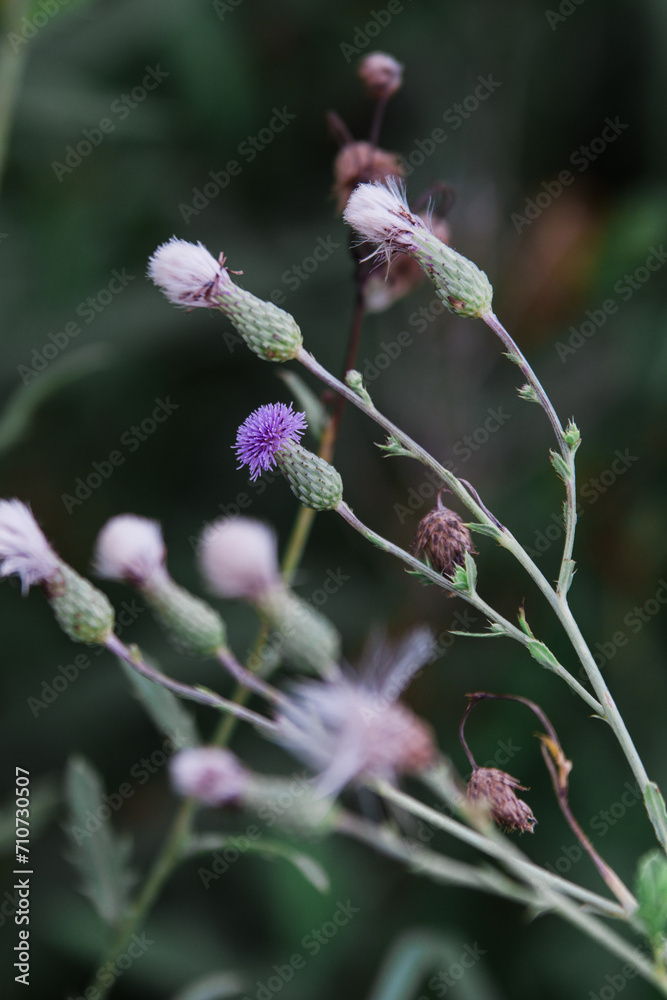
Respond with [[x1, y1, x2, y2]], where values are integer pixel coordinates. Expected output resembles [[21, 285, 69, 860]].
[[411, 502, 476, 587], [466, 766, 537, 834], [333, 141, 404, 213]]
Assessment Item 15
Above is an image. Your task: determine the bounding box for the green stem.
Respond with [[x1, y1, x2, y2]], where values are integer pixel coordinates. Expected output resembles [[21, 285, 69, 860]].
[[336, 810, 540, 907], [92, 802, 195, 1000], [374, 781, 665, 994], [335, 499, 602, 713], [300, 345, 665, 848], [482, 310, 578, 598]]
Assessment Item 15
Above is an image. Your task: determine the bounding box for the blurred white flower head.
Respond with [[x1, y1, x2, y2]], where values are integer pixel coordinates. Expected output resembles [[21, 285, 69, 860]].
[[94, 514, 166, 586], [169, 746, 249, 806], [273, 627, 437, 797], [199, 516, 280, 601], [0, 499, 61, 594]]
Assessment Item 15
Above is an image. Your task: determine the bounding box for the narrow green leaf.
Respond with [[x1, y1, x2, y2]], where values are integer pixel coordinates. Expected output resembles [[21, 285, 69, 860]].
[[463, 551, 477, 592], [449, 627, 506, 639], [277, 370, 327, 439], [185, 834, 330, 893], [377, 435, 412, 457], [64, 757, 135, 926], [169, 972, 244, 1000], [0, 344, 112, 457], [517, 607, 534, 638], [636, 850, 667, 942], [366, 929, 499, 1000], [643, 784, 667, 854], [466, 522, 502, 541], [118, 658, 199, 748], [564, 419, 581, 451], [550, 449, 571, 483], [527, 639, 561, 672]]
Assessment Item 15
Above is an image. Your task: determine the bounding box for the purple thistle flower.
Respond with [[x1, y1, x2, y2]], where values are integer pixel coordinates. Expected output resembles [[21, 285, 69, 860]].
[[235, 403, 307, 481]]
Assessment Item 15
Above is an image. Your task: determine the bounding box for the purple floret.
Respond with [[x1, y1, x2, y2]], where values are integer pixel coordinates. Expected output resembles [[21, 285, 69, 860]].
[[234, 402, 307, 481]]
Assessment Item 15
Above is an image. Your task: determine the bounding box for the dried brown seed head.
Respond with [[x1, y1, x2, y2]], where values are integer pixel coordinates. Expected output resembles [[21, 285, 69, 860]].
[[466, 766, 536, 834], [333, 141, 404, 212], [411, 504, 476, 587]]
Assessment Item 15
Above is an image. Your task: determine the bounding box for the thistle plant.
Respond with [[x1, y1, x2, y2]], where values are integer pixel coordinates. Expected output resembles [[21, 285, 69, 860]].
[[3, 51, 667, 1000]]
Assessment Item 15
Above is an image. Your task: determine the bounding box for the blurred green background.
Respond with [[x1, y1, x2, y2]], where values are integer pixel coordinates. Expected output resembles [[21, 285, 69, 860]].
[[1, 0, 667, 996]]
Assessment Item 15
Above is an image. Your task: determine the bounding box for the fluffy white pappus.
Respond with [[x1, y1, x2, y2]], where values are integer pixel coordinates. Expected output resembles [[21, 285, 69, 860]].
[[359, 625, 437, 700], [94, 514, 166, 585], [169, 747, 248, 806], [199, 517, 280, 601], [0, 499, 61, 594], [147, 237, 233, 308], [273, 670, 435, 798], [343, 178, 427, 258]]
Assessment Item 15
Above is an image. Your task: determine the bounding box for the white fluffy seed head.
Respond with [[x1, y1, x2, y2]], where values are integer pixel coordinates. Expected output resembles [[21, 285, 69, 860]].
[[343, 179, 426, 257], [169, 747, 248, 806], [147, 237, 233, 307], [94, 514, 166, 586], [199, 517, 280, 601], [0, 499, 61, 593]]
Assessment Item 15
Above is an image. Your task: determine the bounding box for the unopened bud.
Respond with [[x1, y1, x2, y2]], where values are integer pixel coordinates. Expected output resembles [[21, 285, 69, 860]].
[[357, 52, 403, 99]]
